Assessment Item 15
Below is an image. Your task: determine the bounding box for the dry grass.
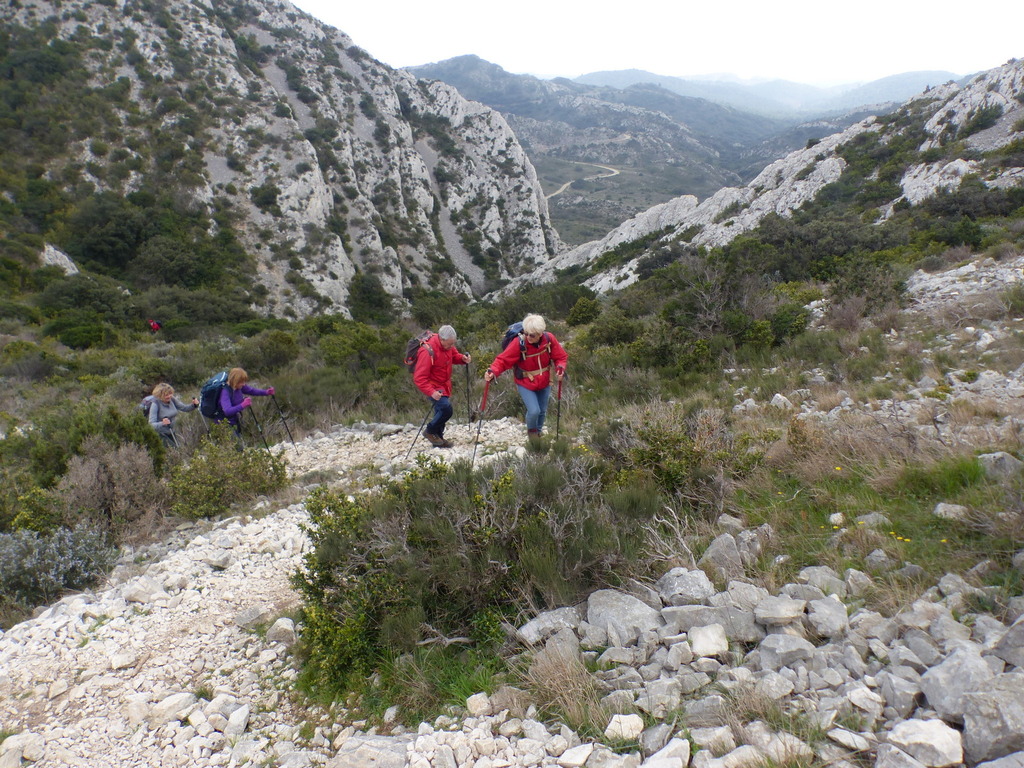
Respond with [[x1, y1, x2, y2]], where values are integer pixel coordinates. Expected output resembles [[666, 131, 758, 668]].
[[928, 290, 1011, 328], [859, 573, 933, 617], [522, 641, 611, 737], [719, 683, 827, 753], [767, 411, 947, 491], [960, 498, 1024, 545], [808, 385, 845, 413]]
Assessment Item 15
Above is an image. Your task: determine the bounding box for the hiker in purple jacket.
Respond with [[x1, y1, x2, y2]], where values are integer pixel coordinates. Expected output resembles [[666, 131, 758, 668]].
[[218, 367, 274, 432]]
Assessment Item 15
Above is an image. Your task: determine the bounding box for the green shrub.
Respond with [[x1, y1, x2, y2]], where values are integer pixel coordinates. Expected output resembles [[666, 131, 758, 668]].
[[567, 296, 601, 326], [960, 104, 1003, 138], [581, 306, 640, 347], [11, 488, 63, 533], [770, 303, 811, 341], [293, 453, 653, 693], [0, 524, 117, 624], [347, 273, 395, 326], [168, 427, 288, 518], [237, 329, 300, 372]]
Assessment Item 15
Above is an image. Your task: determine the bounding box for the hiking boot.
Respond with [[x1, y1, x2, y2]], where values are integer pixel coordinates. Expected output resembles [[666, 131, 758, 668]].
[[437, 438, 454, 448], [424, 431, 444, 447]]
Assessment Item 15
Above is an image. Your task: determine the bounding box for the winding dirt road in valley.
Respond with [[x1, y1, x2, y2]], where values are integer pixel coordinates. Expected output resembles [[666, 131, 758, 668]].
[[546, 163, 620, 199]]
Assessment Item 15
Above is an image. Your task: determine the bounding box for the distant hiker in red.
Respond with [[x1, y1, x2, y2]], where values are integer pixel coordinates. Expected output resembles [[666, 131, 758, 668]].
[[412, 325, 471, 448], [148, 319, 161, 333], [485, 314, 567, 437]]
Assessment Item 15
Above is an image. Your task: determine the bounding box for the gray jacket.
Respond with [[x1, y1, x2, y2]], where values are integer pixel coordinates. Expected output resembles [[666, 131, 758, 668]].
[[148, 396, 197, 429]]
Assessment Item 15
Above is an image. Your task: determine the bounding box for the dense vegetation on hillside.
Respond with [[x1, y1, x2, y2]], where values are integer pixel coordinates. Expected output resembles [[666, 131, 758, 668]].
[[0, 20, 266, 336]]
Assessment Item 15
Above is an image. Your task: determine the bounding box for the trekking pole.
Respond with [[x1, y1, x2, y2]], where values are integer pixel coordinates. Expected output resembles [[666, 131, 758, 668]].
[[247, 404, 271, 452], [405, 403, 434, 460], [471, 380, 490, 468], [464, 364, 472, 425], [270, 394, 295, 446], [556, 376, 563, 439]]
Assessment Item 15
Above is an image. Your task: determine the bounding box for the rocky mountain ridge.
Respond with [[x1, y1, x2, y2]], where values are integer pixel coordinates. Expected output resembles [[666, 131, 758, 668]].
[[2, 255, 1024, 768], [494, 59, 1024, 298], [4, 0, 560, 315], [574, 69, 964, 117]]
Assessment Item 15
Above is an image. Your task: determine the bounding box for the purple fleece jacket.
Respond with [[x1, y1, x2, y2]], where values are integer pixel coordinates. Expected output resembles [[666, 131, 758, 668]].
[[218, 384, 271, 425]]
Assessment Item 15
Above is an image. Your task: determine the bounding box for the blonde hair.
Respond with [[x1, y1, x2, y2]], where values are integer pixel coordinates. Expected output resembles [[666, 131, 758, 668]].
[[227, 367, 249, 389], [522, 314, 546, 335], [152, 382, 174, 399]]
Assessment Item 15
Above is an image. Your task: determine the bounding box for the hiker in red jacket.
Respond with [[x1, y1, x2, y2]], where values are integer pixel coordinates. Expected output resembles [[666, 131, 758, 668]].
[[413, 325, 471, 448], [485, 314, 567, 437]]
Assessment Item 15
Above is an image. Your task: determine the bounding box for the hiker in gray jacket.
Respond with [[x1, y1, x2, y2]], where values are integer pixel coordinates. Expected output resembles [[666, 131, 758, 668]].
[[148, 382, 199, 448]]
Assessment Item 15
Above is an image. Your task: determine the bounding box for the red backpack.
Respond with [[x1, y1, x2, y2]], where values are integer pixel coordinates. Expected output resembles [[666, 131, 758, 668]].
[[403, 331, 434, 373]]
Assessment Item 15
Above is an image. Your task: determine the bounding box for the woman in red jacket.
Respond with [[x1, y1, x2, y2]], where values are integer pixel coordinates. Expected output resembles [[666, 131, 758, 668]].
[[484, 314, 567, 437], [413, 324, 471, 448]]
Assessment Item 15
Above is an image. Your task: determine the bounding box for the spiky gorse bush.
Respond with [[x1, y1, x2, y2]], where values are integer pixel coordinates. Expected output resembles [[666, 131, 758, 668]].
[[0, 524, 117, 624], [294, 449, 671, 692]]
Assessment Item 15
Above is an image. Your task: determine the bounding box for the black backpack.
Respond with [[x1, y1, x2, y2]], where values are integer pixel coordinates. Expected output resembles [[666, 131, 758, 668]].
[[502, 321, 525, 352], [403, 331, 434, 373], [139, 395, 157, 418], [199, 371, 229, 418]]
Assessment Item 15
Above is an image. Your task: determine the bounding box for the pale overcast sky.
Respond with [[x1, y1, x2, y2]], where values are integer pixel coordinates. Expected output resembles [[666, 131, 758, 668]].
[[288, 0, 1022, 86]]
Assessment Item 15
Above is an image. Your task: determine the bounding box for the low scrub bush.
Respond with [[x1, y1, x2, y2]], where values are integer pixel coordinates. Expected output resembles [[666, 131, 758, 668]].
[[50, 437, 168, 542], [592, 402, 756, 518], [236, 329, 300, 372], [168, 427, 288, 519], [0, 524, 117, 627], [294, 452, 662, 693], [0, 340, 56, 381]]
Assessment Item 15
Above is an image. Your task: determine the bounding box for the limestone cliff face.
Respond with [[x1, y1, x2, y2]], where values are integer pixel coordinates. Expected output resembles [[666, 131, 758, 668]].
[[900, 60, 1024, 205], [5, 0, 560, 316], [495, 59, 1024, 297]]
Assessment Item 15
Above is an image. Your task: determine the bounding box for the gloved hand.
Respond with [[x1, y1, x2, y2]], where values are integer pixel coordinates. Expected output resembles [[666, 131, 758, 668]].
[[267, 387, 275, 396], [241, 397, 252, 409]]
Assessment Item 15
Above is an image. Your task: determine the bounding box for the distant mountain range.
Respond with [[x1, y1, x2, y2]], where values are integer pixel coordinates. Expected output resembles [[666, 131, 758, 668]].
[[411, 56, 926, 243], [573, 69, 965, 117]]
